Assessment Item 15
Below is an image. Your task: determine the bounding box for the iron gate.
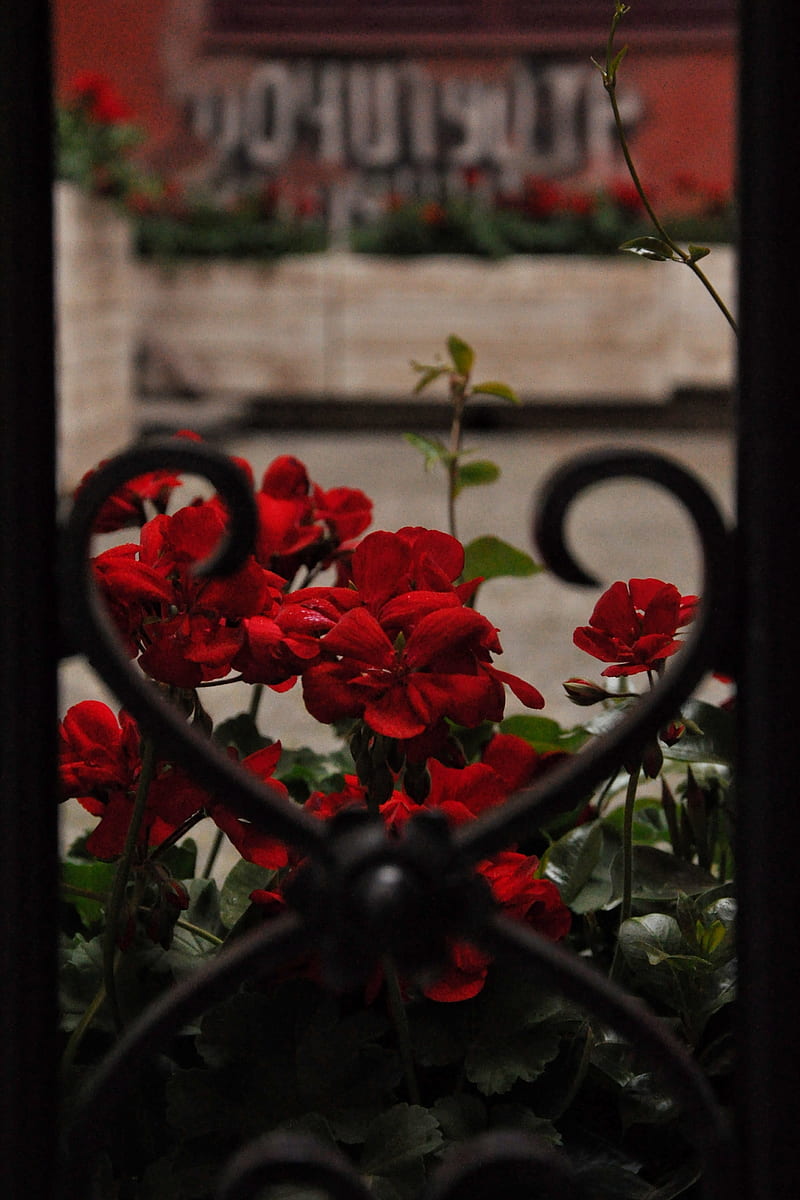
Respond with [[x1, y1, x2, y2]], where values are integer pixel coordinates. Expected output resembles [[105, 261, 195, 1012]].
[[2, 2, 799, 1197]]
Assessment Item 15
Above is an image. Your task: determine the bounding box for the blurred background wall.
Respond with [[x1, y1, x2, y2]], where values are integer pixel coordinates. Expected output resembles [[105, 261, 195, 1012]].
[[52, 1, 735, 227]]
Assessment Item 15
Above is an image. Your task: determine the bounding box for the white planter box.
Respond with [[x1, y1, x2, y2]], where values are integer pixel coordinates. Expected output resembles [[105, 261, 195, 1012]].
[[55, 182, 134, 493], [134, 248, 736, 405]]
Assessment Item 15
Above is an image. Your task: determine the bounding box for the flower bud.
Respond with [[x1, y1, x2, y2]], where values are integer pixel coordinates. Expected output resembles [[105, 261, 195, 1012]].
[[660, 721, 685, 747], [563, 677, 611, 706], [641, 738, 664, 779]]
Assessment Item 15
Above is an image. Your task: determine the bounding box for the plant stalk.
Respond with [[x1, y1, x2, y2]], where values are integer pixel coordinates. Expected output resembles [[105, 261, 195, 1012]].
[[620, 761, 640, 925], [102, 735, 158, 1032], [382, 954, 421, 1105], [601, 3, 738, 335]]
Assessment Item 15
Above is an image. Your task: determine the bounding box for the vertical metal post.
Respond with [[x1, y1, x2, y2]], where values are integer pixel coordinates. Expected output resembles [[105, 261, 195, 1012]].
[[736, 2, 800, 1197], [0, 3, 60, 1196]]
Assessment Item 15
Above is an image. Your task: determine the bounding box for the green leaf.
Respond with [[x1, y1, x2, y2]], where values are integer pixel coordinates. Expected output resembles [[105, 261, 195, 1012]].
[[295, 996, 392, 1114], [431, 1094, 487, 1142], [471, 380, 519, 404], [454, 460, 500, 495], [218, 858, 278, 930], [59, 933, 108, 1032], [541, 823, 604, 908], [182, 877, 223, 938], [465, 1029, 562, 1095], [608, 43, 629, 80], [447, 334, 474, 376], [619, 236, 679, 262], [618, 913, 684, 971], [360, 1104, 444, 1176], [488, 1103, 562, 1144], [499, 713, 588, 754], [541, 824, 623, 914], [213, 712, 271, 758], [276, 745, 350, 803], [61, 858, 116, 927], [410, 361, 449, 394], [477, 963, 576, 1037], [463, 535, 540, 582], [158, 837, 198, 882], [602, 798, 666, 845], [409, 1004, 470, 1066], [610, 845, 718, 901], [688, 243, 711, 262], [403, 431, 450, 468]]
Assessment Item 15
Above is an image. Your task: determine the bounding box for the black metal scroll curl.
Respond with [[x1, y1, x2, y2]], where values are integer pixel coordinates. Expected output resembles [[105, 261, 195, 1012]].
[[59, 442, 735, 1200], [457, 447, 733, 861], [215, 1128, 580, 1200], [59, 441, 326, 857]]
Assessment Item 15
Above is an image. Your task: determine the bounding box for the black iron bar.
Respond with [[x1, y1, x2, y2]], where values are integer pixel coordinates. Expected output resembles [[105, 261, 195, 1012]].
[[0, 4, 60, 1197], [458, 449, 731, 862], [735, 2, 800, 1197]]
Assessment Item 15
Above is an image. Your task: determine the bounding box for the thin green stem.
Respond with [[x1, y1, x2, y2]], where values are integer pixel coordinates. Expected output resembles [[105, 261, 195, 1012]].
[[62, 884, 224, 947], [382, 954, 421, 1105], [594, 770, 622, 818], [608, 761, 641, 983], [446, 377, 467, 540], [175, 919, 224, 946], [600, 4, 738, 335], [136, 911, 225, 947], [61, 882, 107, 903], [102, 736, 158, 1032], [61, 969, 113, 1075], [620, 762, 641, 925]]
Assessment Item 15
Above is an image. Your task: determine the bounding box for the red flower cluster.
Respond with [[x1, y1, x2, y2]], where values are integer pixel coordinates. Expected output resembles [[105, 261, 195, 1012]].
[[297, 527, 545, 741], [90, 450, 542, 744], [64, 438, 565, 994], [573, 578, 698, 677], [66, 70, 133, 124], [58, 700, 290, 866], [505, 176, 599, 222], [251, 731, 571, 1002], [90, 449, 372, 691], [76, 430, 199, 533]]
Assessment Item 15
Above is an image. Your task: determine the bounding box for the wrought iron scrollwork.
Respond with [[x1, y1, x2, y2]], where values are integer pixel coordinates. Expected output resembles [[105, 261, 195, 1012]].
[[60, 443, 325, 857], [59, 439, 735, 1200]]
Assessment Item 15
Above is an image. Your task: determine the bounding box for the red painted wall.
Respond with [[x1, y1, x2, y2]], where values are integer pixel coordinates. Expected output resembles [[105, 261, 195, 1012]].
[[52, 1, 735, 214], [53, 0, 183, 159]]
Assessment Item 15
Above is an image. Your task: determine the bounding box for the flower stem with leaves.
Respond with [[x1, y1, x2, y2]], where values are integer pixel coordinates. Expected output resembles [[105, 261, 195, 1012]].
[[595, 1, 738, 335], [407, 336, 540, 592]]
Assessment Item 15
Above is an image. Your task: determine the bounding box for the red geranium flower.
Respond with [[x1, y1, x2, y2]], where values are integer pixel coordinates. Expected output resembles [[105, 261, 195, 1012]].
[[573, 578, 698, 677], [425, 855, 570, 1002], [75, 430, 200, 532], [93, 502, 280, 688], [253, 455, 372, 581], [59, 701, 207, 859], [67, 70, 133, 124], [302, 604, 543, 739], [59, 701, 290, 866], [250, 731, 571, 1002]]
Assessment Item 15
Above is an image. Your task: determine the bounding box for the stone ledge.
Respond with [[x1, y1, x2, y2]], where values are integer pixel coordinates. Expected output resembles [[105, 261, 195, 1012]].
[[134, 248, 736, 405]]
